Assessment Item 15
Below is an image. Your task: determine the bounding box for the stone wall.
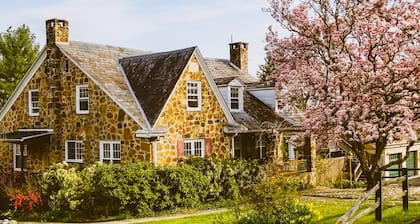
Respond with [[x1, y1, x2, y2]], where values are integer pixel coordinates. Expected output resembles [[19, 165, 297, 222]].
[[154, 56, 231, 164], [0, 45, 150, 173]]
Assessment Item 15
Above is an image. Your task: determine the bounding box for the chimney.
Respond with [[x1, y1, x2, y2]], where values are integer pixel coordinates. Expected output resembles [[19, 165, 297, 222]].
[[229, 42, 248, 73], [46, 18, 69, 45]]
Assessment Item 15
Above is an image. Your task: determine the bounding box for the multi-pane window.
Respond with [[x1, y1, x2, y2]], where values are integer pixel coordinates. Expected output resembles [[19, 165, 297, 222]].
[[388, 153, 402, 177], [76, 85, 89, 114], [65, 141, 83, 163], [13, 144, 27, 171], [256, 137, 265, 159], [100, 141, 121, 164], [230, 87, 239, 110], [28, 90, 39, 116], [186, 81, 201, 111], [233, 136, 241, 158], [184, 139, 204, 157]]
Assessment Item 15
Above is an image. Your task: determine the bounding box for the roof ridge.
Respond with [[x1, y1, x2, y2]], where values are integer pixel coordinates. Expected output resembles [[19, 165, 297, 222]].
[[120, 46, 197, 61]]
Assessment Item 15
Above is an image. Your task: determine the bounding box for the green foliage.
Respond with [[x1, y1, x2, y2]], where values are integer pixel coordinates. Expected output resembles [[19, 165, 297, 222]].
[[183, 157, 262, 200], [257, 54, 275, 85], [158, 164, 209, 208], [39, 163, 86, 215], [233, 177, 319, 224], [0, 24, 39, 105]]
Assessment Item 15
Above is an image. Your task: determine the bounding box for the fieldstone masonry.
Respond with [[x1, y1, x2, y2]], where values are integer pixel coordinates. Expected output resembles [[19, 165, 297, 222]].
[[0, 45, 150, 173], [154, 56, 232, 164]]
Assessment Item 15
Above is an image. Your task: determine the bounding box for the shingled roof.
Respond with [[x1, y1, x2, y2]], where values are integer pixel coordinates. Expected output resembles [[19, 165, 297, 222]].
[[232, 91, 296, 131], [120, 47, 196, 127], [205, 58, 258, 84], [56, 41, 150, 129]]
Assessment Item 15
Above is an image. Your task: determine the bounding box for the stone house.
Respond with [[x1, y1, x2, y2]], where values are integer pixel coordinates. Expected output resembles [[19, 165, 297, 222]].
[[0, 19, 312, 175]]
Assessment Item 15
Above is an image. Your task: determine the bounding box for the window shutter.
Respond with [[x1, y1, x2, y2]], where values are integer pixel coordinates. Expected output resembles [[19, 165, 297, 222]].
[[177, 140, 184, 159], [205, 138, 212, 157]]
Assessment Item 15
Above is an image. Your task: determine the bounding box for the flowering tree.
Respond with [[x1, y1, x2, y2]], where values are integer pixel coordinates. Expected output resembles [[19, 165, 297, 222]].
[[266, 0, 419, 188]]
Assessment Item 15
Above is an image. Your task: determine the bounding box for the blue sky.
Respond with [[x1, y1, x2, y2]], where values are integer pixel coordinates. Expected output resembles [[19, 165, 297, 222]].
[[0, 0, 288, 76]]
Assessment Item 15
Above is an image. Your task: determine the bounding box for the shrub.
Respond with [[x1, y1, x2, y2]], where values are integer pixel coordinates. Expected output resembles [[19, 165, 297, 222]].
[[235, 177, 320, 224], [39, 162, 87, 216], [184, 157, 262, 200], [158, 164, 210, 208]]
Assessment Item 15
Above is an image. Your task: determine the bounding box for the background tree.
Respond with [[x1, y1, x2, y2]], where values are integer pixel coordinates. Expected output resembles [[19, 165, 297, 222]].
[[257, 54, 275, 85], [266, 0, 419, 188], [0, 25, 39, 106]]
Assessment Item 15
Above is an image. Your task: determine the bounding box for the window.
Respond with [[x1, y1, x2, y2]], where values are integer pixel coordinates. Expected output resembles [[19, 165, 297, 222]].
[[256, 137, 265, 159], [100, 141, 121, 164], [28, 90, 39, 116], [232, 136, 241, 158], [13, 144, 27, 171], [388, 153, 402, 177], [186, 81, 201, 111], [65, 141, 83, 163], [76, 85, 89, 114], [230, 87, 239, 110], [228, 86, 243, 112], [184, 139, 204, 157]]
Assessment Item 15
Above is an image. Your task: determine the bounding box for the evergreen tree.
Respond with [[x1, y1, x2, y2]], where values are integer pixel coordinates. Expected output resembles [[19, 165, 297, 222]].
[[0, 25, 39, 106]]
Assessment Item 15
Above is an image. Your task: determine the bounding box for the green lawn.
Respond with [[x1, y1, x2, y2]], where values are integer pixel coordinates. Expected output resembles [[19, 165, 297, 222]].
[[139, 198, 420, 224]]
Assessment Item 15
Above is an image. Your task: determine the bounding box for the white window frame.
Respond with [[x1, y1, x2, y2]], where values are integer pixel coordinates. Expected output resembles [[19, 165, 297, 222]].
[[28, 89, 40, 116], [76, 84, 89, 114], [186, 80, 202, 111], [99, 141, 121, 164], [256, 136, 265, 159], [228, 86, 243, 112], [275, 100, 281, 113], [13, 144, 27, 172], [184, 139, 205, 158], [65, 140, 83, 163]]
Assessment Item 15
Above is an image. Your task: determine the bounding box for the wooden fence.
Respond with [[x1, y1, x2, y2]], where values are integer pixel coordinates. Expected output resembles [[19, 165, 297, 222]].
[[336, 168, 420, 224]]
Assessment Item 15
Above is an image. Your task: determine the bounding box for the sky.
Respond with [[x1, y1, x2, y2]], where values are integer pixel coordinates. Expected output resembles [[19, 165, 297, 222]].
[[0, 0, 289, 76]]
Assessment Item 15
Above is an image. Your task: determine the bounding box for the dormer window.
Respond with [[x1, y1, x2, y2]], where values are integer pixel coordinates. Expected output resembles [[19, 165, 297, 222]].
[[28, 89, 39, 116], [186, 80, 202, 111], [228, 85, 243, 112], [76, 85, 89, 114]]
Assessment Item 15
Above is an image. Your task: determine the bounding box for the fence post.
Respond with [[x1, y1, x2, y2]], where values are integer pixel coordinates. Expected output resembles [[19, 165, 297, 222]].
[[375, 171, 382, 222], [402, 168, 408, 211]]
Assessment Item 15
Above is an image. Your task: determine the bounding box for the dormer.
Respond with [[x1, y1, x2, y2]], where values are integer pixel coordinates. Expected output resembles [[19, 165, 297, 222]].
[[228, 79, 244, 112]]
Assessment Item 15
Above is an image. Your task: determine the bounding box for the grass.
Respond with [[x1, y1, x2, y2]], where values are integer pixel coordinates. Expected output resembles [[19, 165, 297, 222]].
[[139, 198, 420, 224]]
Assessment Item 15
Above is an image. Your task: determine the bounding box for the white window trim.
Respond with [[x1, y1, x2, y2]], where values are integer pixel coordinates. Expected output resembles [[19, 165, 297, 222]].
[[28, 89, 40, 116], [99, 141, 122, 163], [184, 139, 205, 158], [228, 86, 243, 112], [275, 100, 281, 113], [76, 84, 89, 114], [186, 80, 202, 111], [65, 140, 83, 163], [13, 144, 27, 172]]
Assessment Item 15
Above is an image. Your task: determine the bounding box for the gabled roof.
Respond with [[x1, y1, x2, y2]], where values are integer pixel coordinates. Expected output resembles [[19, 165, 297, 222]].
[[119, 47, 195, 127], [205, 58, 258, 84], [56, 41, 150, 129], [231, 91, 296, 132]]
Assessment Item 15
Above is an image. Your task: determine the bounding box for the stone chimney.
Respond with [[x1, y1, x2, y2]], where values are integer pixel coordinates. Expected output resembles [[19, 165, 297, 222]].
[[229, 42, 248, 73], [46, 18, 68, 45]]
